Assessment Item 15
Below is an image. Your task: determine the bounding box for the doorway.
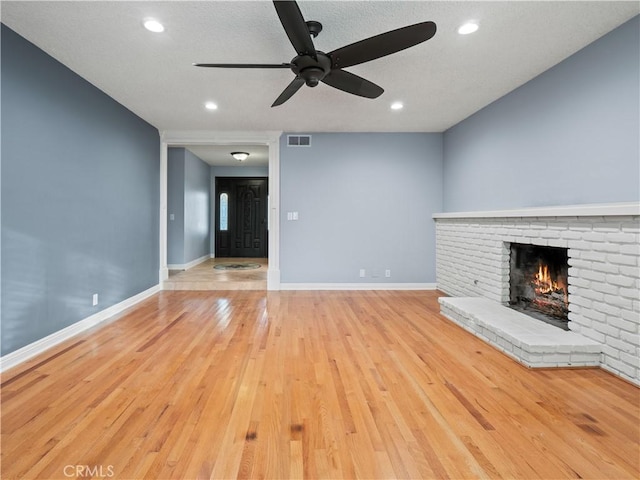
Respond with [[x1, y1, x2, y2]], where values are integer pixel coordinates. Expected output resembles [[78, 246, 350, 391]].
[[159, 131, 281, 290], [215, 177, 268, 258]]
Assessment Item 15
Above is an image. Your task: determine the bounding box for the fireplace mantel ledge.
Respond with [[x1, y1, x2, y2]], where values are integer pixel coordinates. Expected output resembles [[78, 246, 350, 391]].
[[433, 202, 640, 220]]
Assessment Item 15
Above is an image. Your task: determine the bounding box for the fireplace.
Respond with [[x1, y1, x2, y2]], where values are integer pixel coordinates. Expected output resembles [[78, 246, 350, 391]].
[[509, 243, 569, 330], [435, 204, 639, 384]]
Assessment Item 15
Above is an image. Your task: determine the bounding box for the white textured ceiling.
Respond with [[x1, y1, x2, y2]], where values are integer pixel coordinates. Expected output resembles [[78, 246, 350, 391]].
[[2, 1, 638, 139], [184, 144, 269, 167]]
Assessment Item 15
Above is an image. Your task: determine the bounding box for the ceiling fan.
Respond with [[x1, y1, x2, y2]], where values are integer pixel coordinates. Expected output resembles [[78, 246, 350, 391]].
[[194, 1, 437, 107]]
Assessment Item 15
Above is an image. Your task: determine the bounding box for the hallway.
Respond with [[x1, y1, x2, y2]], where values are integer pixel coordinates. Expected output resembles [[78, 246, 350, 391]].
[[164, 258, 267, 290]]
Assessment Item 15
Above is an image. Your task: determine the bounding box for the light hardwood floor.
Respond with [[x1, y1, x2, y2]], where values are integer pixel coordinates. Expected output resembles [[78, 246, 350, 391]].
[[165, 258, 267, 290], [2, 290, 638, 479]]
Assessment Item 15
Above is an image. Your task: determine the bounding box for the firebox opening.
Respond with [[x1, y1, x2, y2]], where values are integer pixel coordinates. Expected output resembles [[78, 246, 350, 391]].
[[509, 243, 569, 330]]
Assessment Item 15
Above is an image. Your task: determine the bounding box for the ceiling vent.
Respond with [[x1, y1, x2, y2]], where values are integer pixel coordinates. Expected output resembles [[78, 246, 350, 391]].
[[287, 135, 311, 147]]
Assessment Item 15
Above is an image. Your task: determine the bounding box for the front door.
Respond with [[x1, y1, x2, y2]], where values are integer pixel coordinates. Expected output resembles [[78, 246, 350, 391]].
[[215, 177, 268, 258]]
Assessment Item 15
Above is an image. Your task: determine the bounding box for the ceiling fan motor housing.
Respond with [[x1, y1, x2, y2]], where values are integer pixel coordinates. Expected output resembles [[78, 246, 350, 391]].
[[292, 53, 331, 87]]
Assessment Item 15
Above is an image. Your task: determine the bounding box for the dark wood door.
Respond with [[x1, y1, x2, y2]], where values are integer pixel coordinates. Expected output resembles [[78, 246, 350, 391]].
[[215, 177, 268, 258]]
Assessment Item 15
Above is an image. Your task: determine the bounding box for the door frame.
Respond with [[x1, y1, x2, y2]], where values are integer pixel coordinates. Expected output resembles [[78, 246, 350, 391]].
[[159, 131, 281, 290]]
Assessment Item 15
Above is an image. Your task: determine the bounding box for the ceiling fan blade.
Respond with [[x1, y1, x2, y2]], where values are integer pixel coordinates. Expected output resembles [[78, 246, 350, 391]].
[[194, 63, 293, 69], [321, 69, 384, 99], [273, 1, 317, 59], [272, 77, 305, 107], [328, 21, 436, 69]]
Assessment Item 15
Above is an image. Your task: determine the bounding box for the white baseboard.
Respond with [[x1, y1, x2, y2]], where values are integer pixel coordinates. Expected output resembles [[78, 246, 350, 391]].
[[0, 284, 160, 373], [279, 283, 437, 291], [167, 254, 211, 271]]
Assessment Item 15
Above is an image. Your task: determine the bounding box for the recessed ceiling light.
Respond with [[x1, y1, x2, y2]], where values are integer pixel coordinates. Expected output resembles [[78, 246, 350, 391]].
[[143, 19, 165, 33], [390, 102, 404, 111], [458, 22, 479, 35], [204, 102, 218, 110]]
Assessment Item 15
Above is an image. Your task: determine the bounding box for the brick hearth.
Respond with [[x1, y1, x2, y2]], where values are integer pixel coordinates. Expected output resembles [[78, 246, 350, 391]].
[[439, 297, 601, 368]]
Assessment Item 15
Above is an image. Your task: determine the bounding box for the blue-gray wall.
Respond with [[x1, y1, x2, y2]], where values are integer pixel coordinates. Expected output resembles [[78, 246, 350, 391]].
[[211, 166, 269, 178], [184, 149, 211, 262], [167, 148, 185, 265], [1, 25, 160, 356], [167, 148, 211, 265], [210, 165, 269, 255], [443, 15, 640, 212], [280, 133, 443, 283]]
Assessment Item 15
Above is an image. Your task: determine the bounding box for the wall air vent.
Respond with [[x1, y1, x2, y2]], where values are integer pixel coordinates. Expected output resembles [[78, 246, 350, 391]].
[[287, 135, 311, 147]]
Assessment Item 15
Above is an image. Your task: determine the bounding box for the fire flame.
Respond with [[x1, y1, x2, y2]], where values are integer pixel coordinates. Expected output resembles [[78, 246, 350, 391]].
[[533, 262, 568, 303]]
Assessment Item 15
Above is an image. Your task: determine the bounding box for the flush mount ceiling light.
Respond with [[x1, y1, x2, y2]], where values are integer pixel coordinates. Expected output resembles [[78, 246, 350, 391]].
[[231, 152, 249, 162], [390, 102, 404, 110], [458, 22, 479, 35], [143, 19, 165, 33], [204, 101, 218, 110]]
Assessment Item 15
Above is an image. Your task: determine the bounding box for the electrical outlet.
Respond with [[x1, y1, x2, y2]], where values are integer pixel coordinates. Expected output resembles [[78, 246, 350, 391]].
[[92, 294, 99, 306], [385, 269, 391, 278], [359, 269, 366, 278]]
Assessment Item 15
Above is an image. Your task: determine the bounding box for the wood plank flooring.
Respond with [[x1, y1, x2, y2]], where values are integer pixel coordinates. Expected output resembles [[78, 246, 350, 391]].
[[2, 290, 638, 479]]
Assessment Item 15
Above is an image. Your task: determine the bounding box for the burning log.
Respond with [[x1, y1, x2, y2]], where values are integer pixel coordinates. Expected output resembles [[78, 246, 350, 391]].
[[532, 297, 568, 319]]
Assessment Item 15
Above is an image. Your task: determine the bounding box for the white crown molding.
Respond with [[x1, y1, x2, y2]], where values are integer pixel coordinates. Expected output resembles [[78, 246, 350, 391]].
[[0, 285, 160, 373], [433, 202, 640, 220]]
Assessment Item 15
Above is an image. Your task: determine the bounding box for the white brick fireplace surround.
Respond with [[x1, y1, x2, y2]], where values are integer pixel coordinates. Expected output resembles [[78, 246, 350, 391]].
[[433, 203, 640, 386]]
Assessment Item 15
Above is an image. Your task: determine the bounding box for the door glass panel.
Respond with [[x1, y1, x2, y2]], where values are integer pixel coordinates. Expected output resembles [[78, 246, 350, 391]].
[[220, 193, 228, 231]]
